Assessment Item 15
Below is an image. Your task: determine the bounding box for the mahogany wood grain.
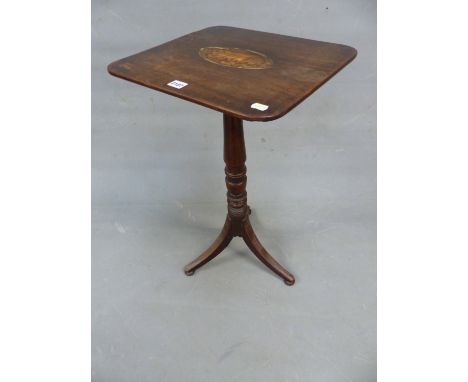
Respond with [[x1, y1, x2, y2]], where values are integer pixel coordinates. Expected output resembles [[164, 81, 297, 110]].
[[184, 115, 295, 285], [108, 27, 357, 285], [108, 26, 356, 122]]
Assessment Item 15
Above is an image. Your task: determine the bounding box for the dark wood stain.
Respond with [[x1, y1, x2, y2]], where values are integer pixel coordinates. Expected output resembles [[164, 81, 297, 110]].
[[108, 27, 357, 285], [108, 26, 357, 122], [183, 115, 295, 285]]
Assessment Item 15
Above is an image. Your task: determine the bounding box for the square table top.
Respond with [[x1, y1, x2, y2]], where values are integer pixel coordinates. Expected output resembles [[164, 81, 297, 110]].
[[108, 26, 357, 122]]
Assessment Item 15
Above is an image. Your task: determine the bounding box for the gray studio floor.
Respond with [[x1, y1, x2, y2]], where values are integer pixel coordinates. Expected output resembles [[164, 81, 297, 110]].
[[92, 1, 376, 381]]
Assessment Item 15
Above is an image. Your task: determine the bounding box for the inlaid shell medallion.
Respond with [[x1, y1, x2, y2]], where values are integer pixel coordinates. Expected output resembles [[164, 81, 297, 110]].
[[198, 47, 273, 69]]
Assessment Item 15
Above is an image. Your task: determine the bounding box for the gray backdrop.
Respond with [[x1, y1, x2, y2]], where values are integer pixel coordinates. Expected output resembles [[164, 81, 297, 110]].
[[92, 1, 376, 381]]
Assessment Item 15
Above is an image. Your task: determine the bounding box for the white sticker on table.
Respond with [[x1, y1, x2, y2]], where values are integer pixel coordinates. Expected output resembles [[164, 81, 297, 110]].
[[167, 80, 188, 89], [251, 102, 269, 111]]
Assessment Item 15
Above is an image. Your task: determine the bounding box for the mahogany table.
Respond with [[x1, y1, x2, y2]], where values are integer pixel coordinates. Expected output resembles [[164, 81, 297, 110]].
[[108, 26, 356, 285]]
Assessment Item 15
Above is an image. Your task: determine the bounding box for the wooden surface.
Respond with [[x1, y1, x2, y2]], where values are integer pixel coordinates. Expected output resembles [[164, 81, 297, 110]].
[[184, 115, 295, 285], [108, 26, 357, 121]]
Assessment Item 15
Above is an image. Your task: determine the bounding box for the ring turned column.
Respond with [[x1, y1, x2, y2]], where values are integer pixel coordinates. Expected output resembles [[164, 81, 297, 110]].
[[224, 114, 249, 236], [184, 114, 295, 285]]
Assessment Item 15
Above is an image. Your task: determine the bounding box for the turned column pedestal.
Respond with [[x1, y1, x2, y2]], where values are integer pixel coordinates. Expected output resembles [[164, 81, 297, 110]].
[[183, 115, 295, 285]]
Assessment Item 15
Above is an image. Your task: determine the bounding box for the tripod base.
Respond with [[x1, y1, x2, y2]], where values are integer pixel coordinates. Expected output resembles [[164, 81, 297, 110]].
[[184, 208, 295, 285], [184, 114, 295, 286]]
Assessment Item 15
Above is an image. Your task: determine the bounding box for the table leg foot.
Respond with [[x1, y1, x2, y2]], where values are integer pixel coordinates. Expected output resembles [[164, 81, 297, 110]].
[[183, 216, 233, 276], [242, 219, 296, 286]]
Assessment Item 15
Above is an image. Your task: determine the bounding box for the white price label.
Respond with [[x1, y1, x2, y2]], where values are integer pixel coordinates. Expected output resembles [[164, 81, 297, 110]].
[[251, 102, 269, 111], [167, 80, 188, 89]]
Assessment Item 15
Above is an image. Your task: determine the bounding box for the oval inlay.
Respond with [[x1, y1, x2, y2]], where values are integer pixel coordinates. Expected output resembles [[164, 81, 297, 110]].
[[198, 47, 273, 69]]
